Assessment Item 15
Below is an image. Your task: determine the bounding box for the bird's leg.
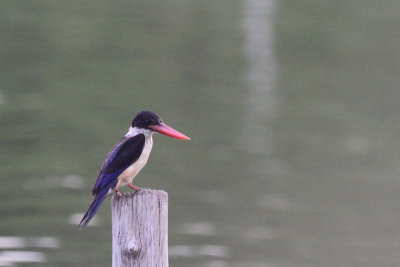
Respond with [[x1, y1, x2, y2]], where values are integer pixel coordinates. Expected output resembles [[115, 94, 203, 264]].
[[115, 189, 122, 197], [129, 183, 141, 191]]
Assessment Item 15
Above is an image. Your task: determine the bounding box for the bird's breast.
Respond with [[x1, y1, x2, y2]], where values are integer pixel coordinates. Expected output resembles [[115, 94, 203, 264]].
[[118, 135, 153, 185]]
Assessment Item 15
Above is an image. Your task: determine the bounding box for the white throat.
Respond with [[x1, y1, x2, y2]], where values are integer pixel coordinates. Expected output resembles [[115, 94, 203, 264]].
[[125, 126, 153, 138]]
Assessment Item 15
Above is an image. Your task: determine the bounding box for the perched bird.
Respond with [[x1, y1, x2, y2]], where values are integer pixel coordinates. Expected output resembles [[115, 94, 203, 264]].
[[79, 111, 190, 227]]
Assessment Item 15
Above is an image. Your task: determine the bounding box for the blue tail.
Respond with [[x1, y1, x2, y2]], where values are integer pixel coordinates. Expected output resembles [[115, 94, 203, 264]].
[[79, 191, 108, 227]]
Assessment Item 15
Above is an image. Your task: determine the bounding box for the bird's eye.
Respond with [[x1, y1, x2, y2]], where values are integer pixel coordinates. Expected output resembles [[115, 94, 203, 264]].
[[145, 119, 150, 124]]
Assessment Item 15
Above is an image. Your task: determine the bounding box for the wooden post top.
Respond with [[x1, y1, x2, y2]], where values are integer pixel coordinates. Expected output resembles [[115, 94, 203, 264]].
[[112, 189, 168, 267]]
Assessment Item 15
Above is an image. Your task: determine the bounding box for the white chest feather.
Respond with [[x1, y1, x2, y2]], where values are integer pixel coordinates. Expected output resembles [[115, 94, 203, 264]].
[[116, 134, 153, 188]]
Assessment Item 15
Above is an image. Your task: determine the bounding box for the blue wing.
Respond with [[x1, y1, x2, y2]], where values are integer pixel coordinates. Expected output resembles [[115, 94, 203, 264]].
[[92, 134, 146, 195], [79, 134, 145, 227]]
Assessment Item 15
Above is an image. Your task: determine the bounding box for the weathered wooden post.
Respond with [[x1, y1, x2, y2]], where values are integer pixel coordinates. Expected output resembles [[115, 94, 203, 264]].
[[112, 189, 168, 267]]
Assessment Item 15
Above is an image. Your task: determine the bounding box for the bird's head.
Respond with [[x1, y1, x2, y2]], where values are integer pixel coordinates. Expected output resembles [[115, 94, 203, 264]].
[[132, 111, 190, 140]]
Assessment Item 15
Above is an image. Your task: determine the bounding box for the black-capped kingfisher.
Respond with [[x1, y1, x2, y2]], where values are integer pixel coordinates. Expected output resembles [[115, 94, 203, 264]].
[[79, 111, 190, 227]]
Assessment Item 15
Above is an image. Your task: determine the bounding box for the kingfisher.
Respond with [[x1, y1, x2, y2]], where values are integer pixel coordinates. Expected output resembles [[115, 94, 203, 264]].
[[79, 111, 190, 227]]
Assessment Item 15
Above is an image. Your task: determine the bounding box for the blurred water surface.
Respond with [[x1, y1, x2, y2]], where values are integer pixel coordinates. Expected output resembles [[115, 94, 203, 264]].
[[1, 1, 400, 266]]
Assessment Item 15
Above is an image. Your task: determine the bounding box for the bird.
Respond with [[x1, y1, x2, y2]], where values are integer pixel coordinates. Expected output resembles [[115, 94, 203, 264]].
[[79, 110, 190, 227]]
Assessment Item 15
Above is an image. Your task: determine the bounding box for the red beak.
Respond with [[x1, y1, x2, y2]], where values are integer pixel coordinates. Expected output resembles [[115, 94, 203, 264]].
[[149, 123, 190, 140]]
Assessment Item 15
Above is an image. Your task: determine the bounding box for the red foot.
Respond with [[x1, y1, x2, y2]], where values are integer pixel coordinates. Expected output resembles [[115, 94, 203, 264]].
[[115, 189, 122, 197], [129, 183, 141, 191]]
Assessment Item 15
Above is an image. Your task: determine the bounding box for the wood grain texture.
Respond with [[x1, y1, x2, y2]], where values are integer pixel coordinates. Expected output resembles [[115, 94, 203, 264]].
[[112, 189, 168, 267]]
